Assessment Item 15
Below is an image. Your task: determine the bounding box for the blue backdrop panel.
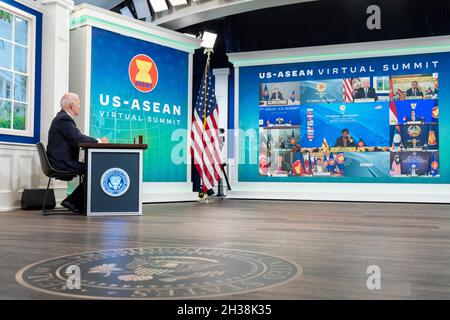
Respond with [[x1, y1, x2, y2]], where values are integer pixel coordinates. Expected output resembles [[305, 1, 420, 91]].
[[90, 27, 189, 182], [300, 79, 342, 104], [395, 99, 438, 124], [344, 152, 390, 178], [259, 105, 301, 127], [299, 102, 389, 148]]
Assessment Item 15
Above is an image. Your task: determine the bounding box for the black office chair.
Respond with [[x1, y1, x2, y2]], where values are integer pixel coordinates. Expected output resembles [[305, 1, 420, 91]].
[[36, 142, 78, 216]]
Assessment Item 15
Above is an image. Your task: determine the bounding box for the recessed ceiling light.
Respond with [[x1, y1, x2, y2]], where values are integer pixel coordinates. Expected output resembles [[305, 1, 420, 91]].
[[149, 0, 169, 12]]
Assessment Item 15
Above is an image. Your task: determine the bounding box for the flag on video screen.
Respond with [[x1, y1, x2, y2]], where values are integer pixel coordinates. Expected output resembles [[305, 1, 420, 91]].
[[389, 77, 398, 124], [290, 90, 296, 102], [327, 152, 336, 173], [430, 152, 438, 176], [308, 152, 313, 173], [335, 153, 345, 172], [428, 125, 437, 147], [191, 68, 222, 192], [343, 78, 353, 102], [263, 84, 269, 101]]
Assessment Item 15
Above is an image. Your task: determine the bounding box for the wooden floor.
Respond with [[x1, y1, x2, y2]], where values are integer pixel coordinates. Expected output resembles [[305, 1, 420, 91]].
[[1, 199, 450, 299]]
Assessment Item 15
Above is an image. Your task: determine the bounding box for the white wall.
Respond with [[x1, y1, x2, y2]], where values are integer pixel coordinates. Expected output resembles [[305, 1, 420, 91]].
[[212, 69, 229, 162], [0, 143, 68, 210], [0, 0, 73, 211], [39, 0, 74, 145], [212, 68, 232, 194], [0, 144, 40, 210]]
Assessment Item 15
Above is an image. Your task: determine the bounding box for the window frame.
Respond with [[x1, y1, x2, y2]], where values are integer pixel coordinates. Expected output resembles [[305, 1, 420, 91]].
[[0, 2, 35, 137]]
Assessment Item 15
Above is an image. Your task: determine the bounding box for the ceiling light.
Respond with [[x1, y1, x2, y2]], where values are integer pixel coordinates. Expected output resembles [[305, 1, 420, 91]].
[[200, 31, 217, 49], [149, 0, 169, 12]]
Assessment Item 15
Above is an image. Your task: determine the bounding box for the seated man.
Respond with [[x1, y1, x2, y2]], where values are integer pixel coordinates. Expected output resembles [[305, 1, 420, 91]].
[[272, 154, 290, 174], [406, 81, 424, 98], [47, 93, 108, 212], [354, 79, 377, 101], [403, 109, 423, 123], [406, 138, 422, 149], [334, 128, 357, 148], [270, 87, 284, 100], [313, 157, 327, 173]]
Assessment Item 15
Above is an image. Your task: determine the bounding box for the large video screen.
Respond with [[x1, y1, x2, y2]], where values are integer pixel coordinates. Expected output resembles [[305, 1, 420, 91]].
[[238, 52, 447, 183]]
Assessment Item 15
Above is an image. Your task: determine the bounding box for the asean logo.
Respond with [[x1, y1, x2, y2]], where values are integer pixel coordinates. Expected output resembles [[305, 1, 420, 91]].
[[428, 130, 437, 146], [101, 168, 130, 197], [432, 106, 439, 119], [336, 153, 345, 164], [129, 54, 158, 93], [407, 125, 421, 138], [292, 160, 304, 175], [431, 161, 439, 170]]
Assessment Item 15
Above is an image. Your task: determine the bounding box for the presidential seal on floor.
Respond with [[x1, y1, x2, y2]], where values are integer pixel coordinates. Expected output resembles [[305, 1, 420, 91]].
[[15, 247, 300, 299]]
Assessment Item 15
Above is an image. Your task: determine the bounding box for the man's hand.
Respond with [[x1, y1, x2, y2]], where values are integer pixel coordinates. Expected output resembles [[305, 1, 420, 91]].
[[100, 137, 109, 143]]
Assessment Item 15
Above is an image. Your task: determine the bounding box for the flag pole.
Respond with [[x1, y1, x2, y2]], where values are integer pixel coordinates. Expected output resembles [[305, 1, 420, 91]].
[[199, 47, 215, 202], [203, 48, 212, 128]]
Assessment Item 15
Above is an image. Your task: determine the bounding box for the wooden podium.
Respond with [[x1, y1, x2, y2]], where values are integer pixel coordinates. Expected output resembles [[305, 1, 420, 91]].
[[79, 143, 148, 216]]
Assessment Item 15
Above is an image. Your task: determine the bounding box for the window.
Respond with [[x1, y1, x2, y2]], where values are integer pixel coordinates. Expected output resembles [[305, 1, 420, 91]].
[[0, 5, 35, 137]]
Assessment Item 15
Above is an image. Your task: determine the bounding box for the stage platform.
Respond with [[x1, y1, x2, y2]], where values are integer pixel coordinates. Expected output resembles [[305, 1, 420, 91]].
[[1, 200, 449, 299]]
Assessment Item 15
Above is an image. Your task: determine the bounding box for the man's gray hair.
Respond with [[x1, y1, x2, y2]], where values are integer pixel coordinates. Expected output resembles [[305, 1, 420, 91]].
[[60, 92, 79, 109]]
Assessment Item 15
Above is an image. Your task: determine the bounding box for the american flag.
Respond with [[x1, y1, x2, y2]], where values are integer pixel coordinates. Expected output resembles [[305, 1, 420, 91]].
[[343, 78, 353, 102], [191, 69, 222, 192]]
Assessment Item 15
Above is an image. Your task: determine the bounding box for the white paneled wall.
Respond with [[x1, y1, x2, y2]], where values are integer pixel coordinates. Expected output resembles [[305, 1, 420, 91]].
[[0, 0, 74, 211], [213, 68, 234, 192], [0, 152, 13, 194], [213, 68, 229, 162], [0, 144, 67, 211]]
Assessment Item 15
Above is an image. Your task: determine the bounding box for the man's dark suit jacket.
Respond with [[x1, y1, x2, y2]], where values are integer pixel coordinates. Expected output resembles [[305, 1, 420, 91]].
[[334, 136, 356, 148], [270, 92, 284, 100], [354, 87, 377, 100], [406, 88, 424, 97], [273, 162, 291, 173], [47, 110, 98, 174]]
